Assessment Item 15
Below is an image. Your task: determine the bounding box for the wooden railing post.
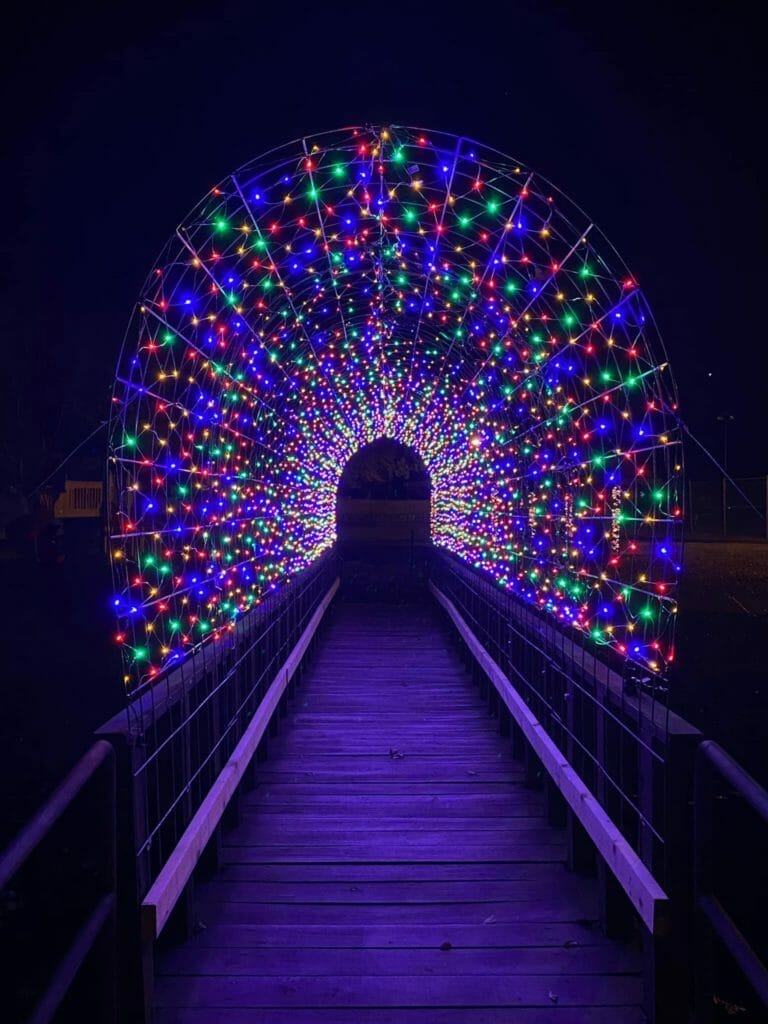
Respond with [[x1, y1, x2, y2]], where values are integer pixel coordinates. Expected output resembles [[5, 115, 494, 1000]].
[[498, 703, 511, 737], [91, 728, 151, 1024], [523, 744, 543, 790], [510, 719, 525, 762], [642, 726, 701, 1024], [566, 812, 595, 875], [545, 775, 567, 828]]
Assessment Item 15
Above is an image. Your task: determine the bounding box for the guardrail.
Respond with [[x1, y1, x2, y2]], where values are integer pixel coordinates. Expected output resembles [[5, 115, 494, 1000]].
[[428, 546, 701, 1023], [430, 574, 668, 929], [140, 574, 339, 943], [0, 740, 116, 1024], [694, 740, 768, 1020], [96, 549, 340, 1019], [5, 544, 768, 1023]]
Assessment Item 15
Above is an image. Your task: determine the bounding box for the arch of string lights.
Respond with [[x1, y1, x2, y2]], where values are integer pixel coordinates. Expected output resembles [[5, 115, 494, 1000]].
[[109, 125, 683, 693]]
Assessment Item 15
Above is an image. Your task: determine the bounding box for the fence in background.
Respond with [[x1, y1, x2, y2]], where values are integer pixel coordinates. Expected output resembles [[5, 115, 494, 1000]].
[[687, 477, 767, 539]]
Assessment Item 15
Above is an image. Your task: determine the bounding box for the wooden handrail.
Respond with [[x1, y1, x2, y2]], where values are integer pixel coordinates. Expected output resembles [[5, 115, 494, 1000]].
[[141, 576, 340, 941], [430, 579, 669, 934], [0, 740, 114, 888]]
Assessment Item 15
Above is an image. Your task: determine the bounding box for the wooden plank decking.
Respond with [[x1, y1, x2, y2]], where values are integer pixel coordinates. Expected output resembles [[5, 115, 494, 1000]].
[[154, 600, 643, 1022]]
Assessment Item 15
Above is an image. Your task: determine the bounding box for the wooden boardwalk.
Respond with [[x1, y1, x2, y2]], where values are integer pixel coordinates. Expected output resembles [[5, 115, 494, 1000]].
[[154, 600, 643, 1023]]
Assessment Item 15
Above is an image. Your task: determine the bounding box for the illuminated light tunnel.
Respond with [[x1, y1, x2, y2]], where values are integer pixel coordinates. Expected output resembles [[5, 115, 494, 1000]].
[[109, 125, 683, 693]]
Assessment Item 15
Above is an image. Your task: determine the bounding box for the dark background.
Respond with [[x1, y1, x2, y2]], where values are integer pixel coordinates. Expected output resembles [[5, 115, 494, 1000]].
[[0, 0, 764, 490], [0, 15, 765, 1017], [0, 1, 766, 837]]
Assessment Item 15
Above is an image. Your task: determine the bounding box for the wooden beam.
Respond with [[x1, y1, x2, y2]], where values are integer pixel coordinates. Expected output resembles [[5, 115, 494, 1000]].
[[141, 577, 340, 942], [430, 581, 668, 935]]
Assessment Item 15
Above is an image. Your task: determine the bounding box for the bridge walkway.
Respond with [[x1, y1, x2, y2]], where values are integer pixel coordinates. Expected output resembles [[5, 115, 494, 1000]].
[[153, 599, 643, 1022]]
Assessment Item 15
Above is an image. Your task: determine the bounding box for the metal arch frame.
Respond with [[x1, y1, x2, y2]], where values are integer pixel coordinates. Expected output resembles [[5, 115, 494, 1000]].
[[108, 124, 684, 697]]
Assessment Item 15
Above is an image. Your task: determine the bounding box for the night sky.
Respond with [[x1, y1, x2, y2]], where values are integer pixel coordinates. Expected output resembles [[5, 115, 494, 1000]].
[[2, 1, 764, 488]]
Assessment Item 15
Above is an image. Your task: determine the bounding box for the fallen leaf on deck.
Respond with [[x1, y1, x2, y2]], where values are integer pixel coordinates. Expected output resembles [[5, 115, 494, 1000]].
[[483, 913, 497, 924], [439, 941, 452, 951], [548, 991, 559, 1004], [563, 939, 579, 948], [388, 748, 405, 759]]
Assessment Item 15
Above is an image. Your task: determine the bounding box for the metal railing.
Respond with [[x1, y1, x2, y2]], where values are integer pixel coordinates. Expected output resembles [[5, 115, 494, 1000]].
[[694, 740, 768, 1019], [94, 549, 339, 1020], [7, 543, 768, 1023], [429, 546, 706, 1022], [98, 550, 339, 899], [429, 547, 687, 871], [0, 740, 116, 1024]]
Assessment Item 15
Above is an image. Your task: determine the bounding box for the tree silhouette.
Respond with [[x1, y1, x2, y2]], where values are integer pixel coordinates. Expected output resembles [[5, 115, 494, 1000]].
[[338, 439, 430, 499]]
